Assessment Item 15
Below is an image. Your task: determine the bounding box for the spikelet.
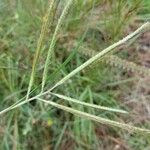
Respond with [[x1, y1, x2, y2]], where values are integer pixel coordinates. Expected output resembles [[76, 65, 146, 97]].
[[104, 55, 150, 76], [81, 47, 150, 77]]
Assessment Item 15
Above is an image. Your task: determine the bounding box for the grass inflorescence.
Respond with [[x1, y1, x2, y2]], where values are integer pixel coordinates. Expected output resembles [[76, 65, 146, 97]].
[[0, 0, 150, 149]]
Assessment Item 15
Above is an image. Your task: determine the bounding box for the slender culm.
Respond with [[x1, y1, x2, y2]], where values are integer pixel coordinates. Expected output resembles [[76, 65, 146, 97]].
[[26, 0, 55, 100], [41, 0, 74, 92]]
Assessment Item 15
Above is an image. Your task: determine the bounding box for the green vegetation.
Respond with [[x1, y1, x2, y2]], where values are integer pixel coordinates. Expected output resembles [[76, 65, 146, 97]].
[[0, 0, 150, 149]]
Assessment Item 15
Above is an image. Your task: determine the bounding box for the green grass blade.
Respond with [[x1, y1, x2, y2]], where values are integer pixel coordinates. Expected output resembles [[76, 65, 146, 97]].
[[54, 123, 67, 150]]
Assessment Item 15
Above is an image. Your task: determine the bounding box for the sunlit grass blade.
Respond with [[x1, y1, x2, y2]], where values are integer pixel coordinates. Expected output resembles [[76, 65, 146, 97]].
[[38, 98, 150, 134], [50, 22, 150, 90], [41, 0, 74, 92], [26, 0, 55, 100], [50, 92, 128, 114]]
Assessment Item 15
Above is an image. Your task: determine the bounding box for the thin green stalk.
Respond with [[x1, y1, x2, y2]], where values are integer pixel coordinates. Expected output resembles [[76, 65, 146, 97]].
[[38, 98, 150, 133], [50, 92, 128, 113], [26, 0, 55, 100], [41, 0, 74, 92]]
